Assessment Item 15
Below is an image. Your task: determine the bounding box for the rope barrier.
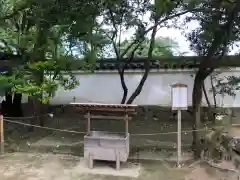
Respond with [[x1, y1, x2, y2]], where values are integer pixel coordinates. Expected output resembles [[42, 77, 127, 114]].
[[3, 118, 209, 136], [131, 128, 208, 136], [4, 113, 53, 120], [3, 115, 240, 136], [132, 124, 240, 136], [3, 119, 86, 134]]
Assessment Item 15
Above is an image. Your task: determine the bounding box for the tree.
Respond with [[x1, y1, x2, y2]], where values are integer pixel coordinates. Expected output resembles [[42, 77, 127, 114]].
[[0, 0, 109, 121], [0, 0, 208, 110], [120, 37, 179, 57], [185, 0, 240, 157], [99, 0, 207, 104]]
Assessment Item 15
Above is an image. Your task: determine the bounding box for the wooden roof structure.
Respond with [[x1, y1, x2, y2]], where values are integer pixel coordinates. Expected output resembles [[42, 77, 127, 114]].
[[70, 103, 137, 112], [70, 103, 138, 135]]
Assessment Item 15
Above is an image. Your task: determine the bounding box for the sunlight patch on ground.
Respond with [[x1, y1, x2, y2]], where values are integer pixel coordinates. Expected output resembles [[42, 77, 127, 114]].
[[71, 158, 141, 178]]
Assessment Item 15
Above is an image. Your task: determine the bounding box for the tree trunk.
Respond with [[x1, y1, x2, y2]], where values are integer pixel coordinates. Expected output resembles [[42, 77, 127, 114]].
[[191, 1, 240, 158], [210, 75, 217, 107], [203, 82, 211, 108], [126, 18, 158, 104], [203, 81, 215, 122], [192, 73, 204, 158], [27, 96, 36, 132], [12, 93, 23, 117], [119, 69, 128, 104], [5, 91, 12, 116], [126, 65, 150, 104], [28, 22, 49, 129], [119, 49, 141, 104], [27, 96, 43, 131]]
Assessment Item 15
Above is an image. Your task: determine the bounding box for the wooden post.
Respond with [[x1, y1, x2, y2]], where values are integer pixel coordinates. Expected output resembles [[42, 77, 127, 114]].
[[125, 112, 128, 136], [177, 110, 181, 168], [0, 115, 4, 154], [87, 111, 90, 134], [116, 151, 120, 170], [88, 153, 93, 169]]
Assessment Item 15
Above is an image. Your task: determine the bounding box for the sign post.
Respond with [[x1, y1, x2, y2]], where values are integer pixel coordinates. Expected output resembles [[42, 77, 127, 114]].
[[0, 115, 4, 154], [171, 83, 188, 168]]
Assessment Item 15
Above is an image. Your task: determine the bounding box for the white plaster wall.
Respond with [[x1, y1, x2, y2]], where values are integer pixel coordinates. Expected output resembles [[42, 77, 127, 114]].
[[48, 69, 240, 107], [50, 72, 194, 106]]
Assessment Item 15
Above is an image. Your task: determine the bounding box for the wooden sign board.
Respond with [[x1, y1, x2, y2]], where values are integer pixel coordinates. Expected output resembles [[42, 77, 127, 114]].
[[171, 83, 188, 110]]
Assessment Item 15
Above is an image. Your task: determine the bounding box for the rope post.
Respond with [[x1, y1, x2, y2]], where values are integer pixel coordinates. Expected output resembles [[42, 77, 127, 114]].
[[87, 111, 90, 134], [125, 112, 129, 136], [0, 115, 4, 154]]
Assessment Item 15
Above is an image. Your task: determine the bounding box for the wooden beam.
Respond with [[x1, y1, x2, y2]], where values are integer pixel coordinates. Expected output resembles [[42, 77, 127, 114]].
[[76, 107, 136, 113], [84, 115, 132, 120], [71, 102, 137, 108]]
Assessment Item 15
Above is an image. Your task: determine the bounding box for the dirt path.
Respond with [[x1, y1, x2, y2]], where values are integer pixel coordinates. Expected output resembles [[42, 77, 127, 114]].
[[0, 153, 192, 180], [0, 153, 238, 180]]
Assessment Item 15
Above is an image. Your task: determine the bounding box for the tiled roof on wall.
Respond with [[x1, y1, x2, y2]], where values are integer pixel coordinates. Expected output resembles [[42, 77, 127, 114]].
[[93, 56, 240, 70], [0, 52, 22, 71], [95, 58, 198, 70], [0, 52, 21, 60], [1, 52, 240, 70]]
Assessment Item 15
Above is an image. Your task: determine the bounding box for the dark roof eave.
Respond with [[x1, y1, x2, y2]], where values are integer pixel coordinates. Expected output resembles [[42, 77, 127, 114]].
[[0, 52, 21, 61], [1, 52, 240, 70]]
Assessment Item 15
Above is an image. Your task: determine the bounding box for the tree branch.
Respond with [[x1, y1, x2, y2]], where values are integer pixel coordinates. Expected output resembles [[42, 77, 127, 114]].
[[118, 42, 144, 104], [118, 51, 135, 104], [197, 1, 240, 80], [121, 7, 208, 58], [210, 75, 217, 107], [108, 8, 120, 59], [203, 82, 211, 108], [126, 18, 158, 104]]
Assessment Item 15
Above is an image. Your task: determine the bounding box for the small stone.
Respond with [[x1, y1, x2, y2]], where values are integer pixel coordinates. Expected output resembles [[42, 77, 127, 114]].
[[153, 117, 158, 121], [48, 113, 54, 118]]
